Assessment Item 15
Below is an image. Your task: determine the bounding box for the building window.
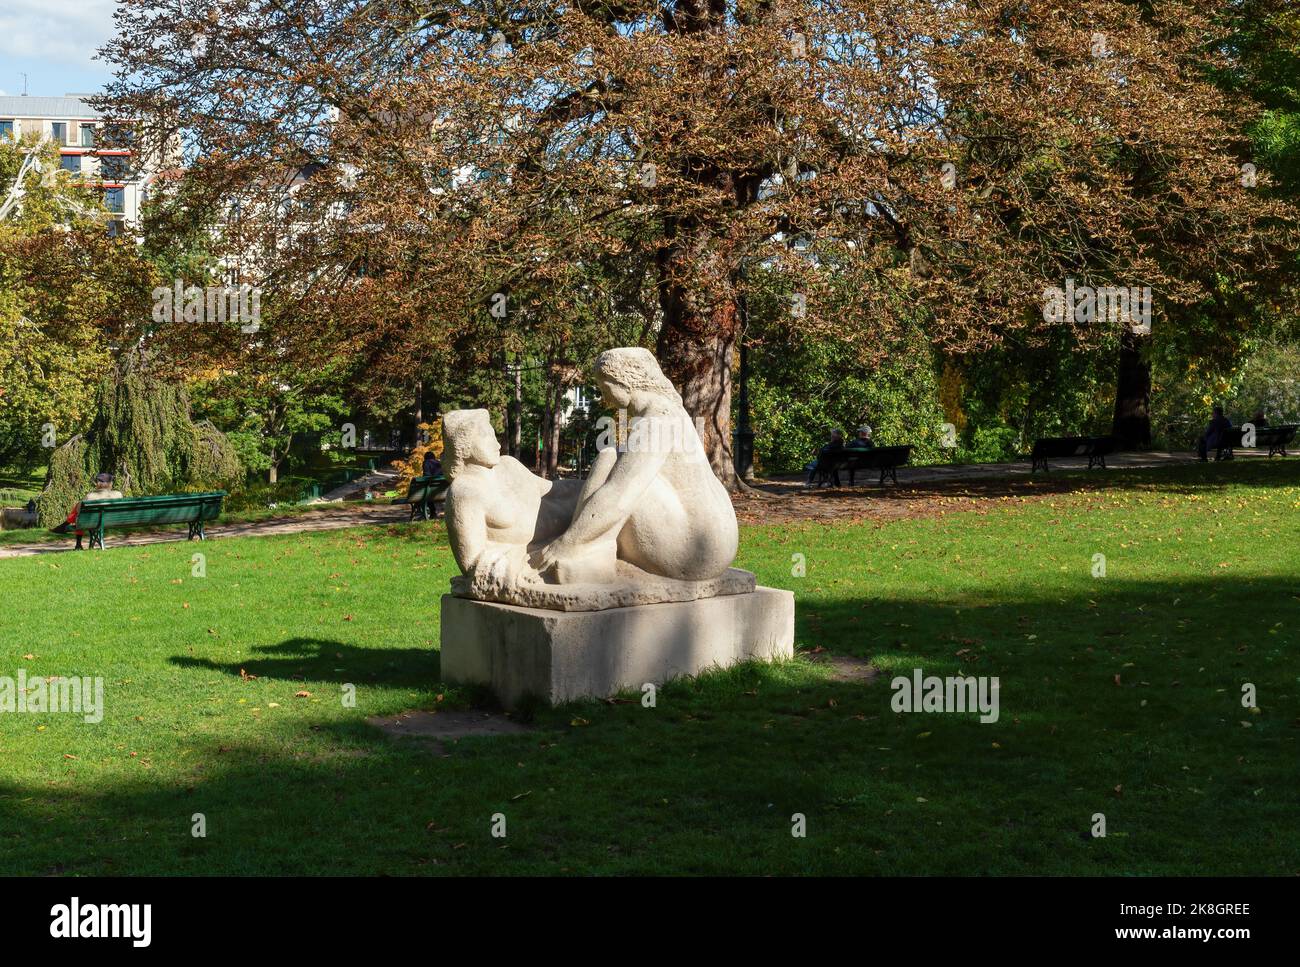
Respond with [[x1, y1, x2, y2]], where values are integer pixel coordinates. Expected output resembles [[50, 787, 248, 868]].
[[80, 124, 95, 148], [107, 219, 123, 238], [105, 187, 125, 213], [100, 155, 128, 181], [0, 121, 13, 141], [50, 122, 67, 144], [60, 155, 81, 175]]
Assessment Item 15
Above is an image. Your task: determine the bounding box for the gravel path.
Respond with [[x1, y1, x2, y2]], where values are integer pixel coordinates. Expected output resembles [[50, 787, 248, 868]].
[[0, 504, 414, 559]]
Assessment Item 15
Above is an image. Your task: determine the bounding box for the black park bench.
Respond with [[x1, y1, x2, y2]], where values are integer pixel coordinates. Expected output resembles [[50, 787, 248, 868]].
[[394, 475, 448, 521], [810, 445, 913, 487], [60, 491, 228, 550], [1256, 424, 1298, 457], [843, 445, 913, 485], [1241, 424, 1297, 458], [1030, 436, 1115, 473], [1210, 424, 1298, 460]]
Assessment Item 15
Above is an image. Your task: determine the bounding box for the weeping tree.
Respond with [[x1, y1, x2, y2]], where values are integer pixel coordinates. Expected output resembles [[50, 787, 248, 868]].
[[101, 0, 1296, 486], [38, 364, 242, 526]]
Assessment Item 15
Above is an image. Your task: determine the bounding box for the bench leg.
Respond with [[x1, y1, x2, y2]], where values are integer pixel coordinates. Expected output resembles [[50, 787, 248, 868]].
[[188, 521, 206, 541], [890, 466, 899, 485], [90, 528, 104, 550]]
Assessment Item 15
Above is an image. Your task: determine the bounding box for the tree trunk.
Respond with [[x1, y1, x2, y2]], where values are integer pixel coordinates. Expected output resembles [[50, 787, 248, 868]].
[[509, 361, 522, 459], [543, 362, 565, 479], [655, 246, 738, 489], [1111, 329, 1152, 449]]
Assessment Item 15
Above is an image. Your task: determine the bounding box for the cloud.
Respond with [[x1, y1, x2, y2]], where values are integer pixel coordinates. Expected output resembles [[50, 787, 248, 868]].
[[0, 0, 118, 70]]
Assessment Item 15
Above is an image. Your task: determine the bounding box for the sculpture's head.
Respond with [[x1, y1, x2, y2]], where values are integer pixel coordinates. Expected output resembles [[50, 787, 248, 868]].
[[441, 409, 501, 478], [593, 348, 681, 410]]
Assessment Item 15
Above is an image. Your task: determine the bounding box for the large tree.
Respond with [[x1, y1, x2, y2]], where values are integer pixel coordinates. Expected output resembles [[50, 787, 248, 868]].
[[0, 139, 155, 468], [101, 0, 1295, 483]]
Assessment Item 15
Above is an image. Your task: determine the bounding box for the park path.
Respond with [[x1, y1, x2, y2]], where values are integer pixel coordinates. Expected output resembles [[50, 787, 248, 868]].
[[0, 448, 1258, 559], [0, 504, 412, 559]]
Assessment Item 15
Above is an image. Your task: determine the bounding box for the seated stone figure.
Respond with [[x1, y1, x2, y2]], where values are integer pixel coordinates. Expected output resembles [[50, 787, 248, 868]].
[[441, 348, 751, 612], [532, 347, 738, 584]]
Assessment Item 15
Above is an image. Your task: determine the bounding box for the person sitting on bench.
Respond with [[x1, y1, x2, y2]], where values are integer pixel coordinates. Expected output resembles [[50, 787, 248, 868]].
[[422, 450, 442, 478], [846, 425, 875, 450], [1249, 409, 1268, 429], [805, 429, 845, 486], [54, 473, 124, 549], [1197, 405, 1232, 462]]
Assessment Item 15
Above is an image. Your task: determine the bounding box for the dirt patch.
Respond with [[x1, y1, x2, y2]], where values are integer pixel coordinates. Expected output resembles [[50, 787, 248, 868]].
[[366, 708, 533, 754], [804, 652, 882, 683]]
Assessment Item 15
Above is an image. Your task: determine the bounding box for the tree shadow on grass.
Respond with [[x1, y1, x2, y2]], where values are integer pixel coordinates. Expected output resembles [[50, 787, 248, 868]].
[[170, 636, 441, 689], [4, 574, 1297, 876]]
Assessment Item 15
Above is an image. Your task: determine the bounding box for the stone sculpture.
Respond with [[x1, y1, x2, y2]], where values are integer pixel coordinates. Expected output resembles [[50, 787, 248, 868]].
[[441, 348, 753, 611]]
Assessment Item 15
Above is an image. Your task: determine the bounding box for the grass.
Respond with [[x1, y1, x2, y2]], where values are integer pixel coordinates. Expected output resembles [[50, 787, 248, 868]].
[[0, 468, 43, 508], [0, 460, 1297, 875]]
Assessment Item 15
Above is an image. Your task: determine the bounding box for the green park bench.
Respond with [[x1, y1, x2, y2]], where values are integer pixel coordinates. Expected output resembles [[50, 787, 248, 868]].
[[59, 491, 228, 550], [394, 475, 448, 521]]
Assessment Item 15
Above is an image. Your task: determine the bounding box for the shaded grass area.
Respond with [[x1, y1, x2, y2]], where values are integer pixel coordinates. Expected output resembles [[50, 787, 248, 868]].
[[0, 460, 1297, 875], [0, 468, 43, 509]]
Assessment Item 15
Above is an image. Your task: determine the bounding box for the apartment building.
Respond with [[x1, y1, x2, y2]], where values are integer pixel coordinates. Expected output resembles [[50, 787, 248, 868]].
[[0, 94, 155, 234]]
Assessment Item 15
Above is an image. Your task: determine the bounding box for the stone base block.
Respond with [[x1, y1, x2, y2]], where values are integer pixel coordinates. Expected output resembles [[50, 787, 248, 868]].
[[440, 587, 795, 707]]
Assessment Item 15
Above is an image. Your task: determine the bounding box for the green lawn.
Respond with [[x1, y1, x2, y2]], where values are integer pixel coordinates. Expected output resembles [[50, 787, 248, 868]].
[[1, 461, 1297, 875]]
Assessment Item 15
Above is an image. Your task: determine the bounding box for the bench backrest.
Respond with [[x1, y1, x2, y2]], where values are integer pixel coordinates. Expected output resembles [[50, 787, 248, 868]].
[[406, 475, 448, 501], [846, 445, 912, 468], [75, 492, 228, 530], [1032, 436, 1093, 458], [1251, 425, 1297, 446]]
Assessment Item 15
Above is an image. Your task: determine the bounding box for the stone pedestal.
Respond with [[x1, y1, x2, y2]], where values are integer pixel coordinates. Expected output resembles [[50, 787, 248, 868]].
[[440, 587, 795, 707]]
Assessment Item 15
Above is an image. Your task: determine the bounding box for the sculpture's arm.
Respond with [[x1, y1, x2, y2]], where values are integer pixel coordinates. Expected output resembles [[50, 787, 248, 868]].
[[445, 489, 489, 574], [556, 446, 666, 548]]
